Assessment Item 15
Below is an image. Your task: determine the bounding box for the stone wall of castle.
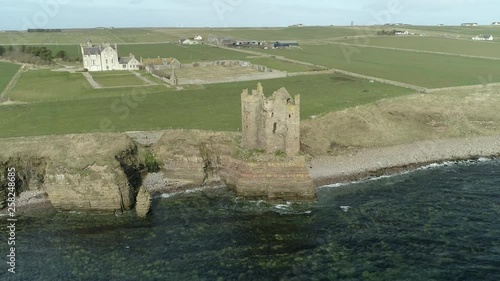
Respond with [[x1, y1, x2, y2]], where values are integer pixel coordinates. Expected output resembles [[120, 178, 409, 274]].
[[241, 83, 300, 155]]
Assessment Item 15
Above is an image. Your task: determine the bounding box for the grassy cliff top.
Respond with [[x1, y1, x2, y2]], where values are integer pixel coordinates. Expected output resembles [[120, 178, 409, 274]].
[[302, 85, 500, 156], [0, 133, 135, 169], [153, 130, 239, 158]]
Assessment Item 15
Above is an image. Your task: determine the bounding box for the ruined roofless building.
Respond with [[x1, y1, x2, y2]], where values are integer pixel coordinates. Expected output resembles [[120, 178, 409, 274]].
[[241, 83, 300, 155]]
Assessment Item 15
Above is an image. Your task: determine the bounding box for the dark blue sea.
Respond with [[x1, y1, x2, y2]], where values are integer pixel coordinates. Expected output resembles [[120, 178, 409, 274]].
[[2, 159, 500, 281]]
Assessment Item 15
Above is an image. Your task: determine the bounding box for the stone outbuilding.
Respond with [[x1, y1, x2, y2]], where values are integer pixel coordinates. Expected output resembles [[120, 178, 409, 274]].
[[119, 53, 141, 70]]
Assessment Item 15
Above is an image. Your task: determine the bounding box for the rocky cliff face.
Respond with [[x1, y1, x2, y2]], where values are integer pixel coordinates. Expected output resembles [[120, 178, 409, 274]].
[[0, 156, 48, 209], [1, 129, 317, 214], [44, 164, 134, 212], [152, 130, 316, 201], [153, 130, 238, 190], [220, 155, 316, 201], [0, 134, 148, 214]]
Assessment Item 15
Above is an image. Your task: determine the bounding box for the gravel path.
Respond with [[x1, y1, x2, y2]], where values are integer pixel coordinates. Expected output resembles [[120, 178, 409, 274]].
[[82, 72, 102, 89], [129, 70, 158, 85], [309, 135, 500, 187]]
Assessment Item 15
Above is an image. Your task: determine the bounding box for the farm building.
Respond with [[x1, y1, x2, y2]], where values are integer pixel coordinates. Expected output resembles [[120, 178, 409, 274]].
[[143, 57, 181, 72], [234, 40, 265, 47], [80, 41, 141, 71], [208, 35, 236, 46], [395, 30, 409, 35], [119, 54, 141, 70], [179, 38, 203, 45], [462, 23, 478, 26], [274, 41, 299, 48], [472, 34, 494, 41]]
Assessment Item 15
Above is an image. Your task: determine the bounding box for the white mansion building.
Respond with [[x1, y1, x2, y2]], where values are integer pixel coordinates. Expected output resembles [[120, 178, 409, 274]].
[[80, 41, 141, 71]]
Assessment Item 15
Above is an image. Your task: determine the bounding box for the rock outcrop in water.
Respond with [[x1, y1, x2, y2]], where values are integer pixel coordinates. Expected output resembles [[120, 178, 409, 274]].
[[135, 186, 151, 217]]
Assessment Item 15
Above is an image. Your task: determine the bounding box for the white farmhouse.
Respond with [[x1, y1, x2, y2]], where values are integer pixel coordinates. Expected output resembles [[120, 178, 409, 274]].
[[81, 41, 141, 71], [472, 34, 494, 41], [179, 38, 203, 45], [181, 39, 200, 45], [395, 30, 409, 35]]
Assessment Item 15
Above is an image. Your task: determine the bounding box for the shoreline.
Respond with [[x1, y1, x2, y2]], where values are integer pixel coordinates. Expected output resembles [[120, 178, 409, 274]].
[[5, 135, 500, 215], [0, 191, 55, 217], [309, 135, 500, 187]]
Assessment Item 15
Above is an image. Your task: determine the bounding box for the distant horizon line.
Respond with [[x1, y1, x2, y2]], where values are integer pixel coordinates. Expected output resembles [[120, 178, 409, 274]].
[[2, 23, 500, 32]]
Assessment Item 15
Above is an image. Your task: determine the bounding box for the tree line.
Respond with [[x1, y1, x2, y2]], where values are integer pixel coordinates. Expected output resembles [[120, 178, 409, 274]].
[[0, 45, 81, 65], [376, 30, 398, 36], [27, 29, 62, 33]]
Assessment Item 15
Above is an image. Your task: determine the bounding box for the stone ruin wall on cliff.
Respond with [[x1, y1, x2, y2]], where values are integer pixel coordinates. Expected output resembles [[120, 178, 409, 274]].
[[151, 129, 316, 201], [241, 83, 300, 155]]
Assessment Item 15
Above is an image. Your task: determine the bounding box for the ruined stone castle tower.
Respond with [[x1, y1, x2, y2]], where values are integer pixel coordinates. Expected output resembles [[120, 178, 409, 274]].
[[241, 83, 300, 155]]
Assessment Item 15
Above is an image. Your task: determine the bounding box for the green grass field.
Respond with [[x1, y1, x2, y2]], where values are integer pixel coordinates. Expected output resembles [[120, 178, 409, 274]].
[[2, 26, 500, 140], [90, 72, 148, 87], [10, 27, 500, 90], [0, 62, 21, 94], [335, 36, 500, 58], [0, 73, 412, 137], [0, 27, 363, 45], [7, 70, 168, 102], [252, 44, 500, 88], [120, 44, 249, 62], [7, 70, 91, 101], [407, 25, 500, 38]]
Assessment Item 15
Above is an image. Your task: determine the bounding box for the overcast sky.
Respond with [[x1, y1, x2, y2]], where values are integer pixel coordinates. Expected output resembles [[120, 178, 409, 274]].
[[1, 0, 499, 30]]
